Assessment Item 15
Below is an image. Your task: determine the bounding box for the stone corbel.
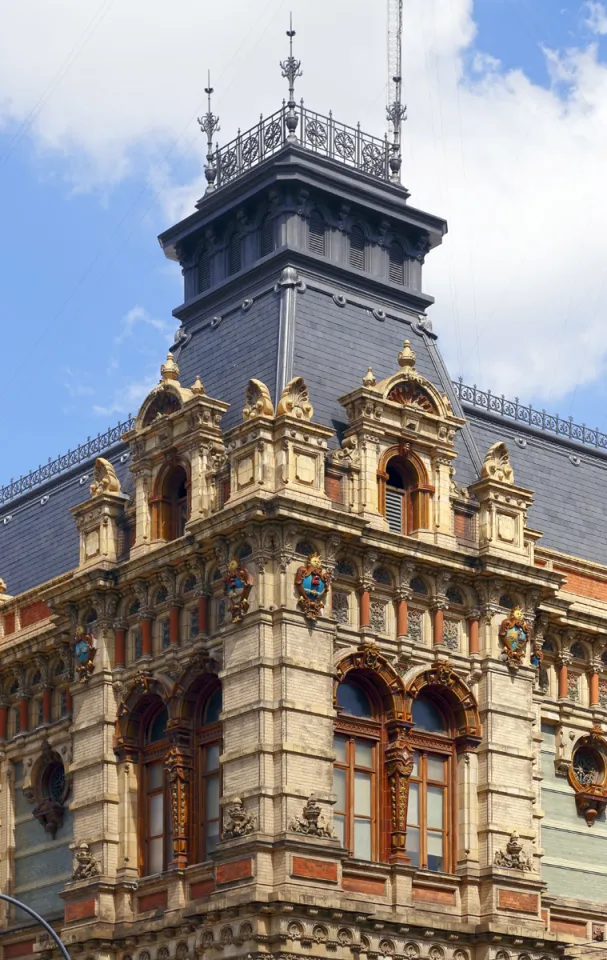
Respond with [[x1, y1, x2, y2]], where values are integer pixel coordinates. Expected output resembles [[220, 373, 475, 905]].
[[385, 724, 415, 863]]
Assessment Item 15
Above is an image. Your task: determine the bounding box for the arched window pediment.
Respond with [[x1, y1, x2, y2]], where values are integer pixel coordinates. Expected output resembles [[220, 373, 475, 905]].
[[141, 389, 183, 428], [387, 380, 437, 413]]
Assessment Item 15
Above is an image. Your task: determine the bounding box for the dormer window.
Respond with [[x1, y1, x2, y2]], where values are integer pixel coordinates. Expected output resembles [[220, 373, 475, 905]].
[[152, 465, 189, 542], [378, 453, 432, 535]]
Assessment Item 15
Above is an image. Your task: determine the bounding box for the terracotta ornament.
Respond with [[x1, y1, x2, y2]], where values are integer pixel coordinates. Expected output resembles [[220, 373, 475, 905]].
[[73, 626, 96, 683], [295, 553, 331, 621], [223, 559, 253, 622], [499, 607, 530, 670]]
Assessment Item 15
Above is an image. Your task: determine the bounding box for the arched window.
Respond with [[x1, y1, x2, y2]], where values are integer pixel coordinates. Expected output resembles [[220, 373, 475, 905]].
[[194, 686, 222, 863], [407, 695, 455, 872], [349, 224, 365, 270], [389, 241, 405, 284], [152, 465, 189, 542], [198, 248, 211, 292], [141, 705, 170, 876], [334, 678, 383, 861], [308, 210, 326, 256], [380, 455, 430, 535], [260, 214, 274, 257], [228, 232, 242, 275]]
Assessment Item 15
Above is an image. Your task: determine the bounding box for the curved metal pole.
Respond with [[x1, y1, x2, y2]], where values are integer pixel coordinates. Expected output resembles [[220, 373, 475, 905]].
[[0, 893, 71, 960]]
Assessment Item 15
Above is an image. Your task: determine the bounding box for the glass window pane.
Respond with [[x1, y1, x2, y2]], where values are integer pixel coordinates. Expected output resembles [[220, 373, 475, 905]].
[[334, 768, 346, 811], [334, 735, 347, 763], [148, 762, 164, 790], [354, 818, 372, 860], [354, 771, 371, 816], [427, 755, 445, 781], [206, 743, 220, 772], [411, 699, 446, 733], [206, 774, 220, 821], [149, 793, 164, 836], [334, 814, 345, 845], [206, 821, 220, 857], [427, 832, 444, 872], [148, 708, 168, 743], [355, 740, 374, 768], [412, 751, 420, 777], [427, 786, 444, 829], [204, 688, 222, 724], [407, 782, 419, 825], [406, 826, 420, 867], [337, 682, 373, 718], [148, 837, 164, 875]]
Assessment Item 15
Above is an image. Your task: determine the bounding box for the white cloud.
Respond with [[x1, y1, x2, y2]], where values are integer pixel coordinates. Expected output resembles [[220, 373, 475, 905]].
[[114, 305, 174, 345], [585, 1, 607, 34], [92, 375, 158, 418], [2, 0, 607, 403]]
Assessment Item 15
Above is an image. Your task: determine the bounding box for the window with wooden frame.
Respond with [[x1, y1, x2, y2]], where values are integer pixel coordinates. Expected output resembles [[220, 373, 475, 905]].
[[140, 705, 170, 876], [334, 677, 385, 862], [380, 454, 430, 535], [193, 686, 222, 863], [151, 464, 189, 542], [406, 696, 455, 873]]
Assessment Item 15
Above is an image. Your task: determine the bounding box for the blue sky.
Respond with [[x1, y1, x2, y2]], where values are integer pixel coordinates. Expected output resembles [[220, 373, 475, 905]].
[[1, 0, 607, 483]]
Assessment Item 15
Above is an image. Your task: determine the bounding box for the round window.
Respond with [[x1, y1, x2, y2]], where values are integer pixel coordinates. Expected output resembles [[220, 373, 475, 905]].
[[45, 762, 66, 803], [572, 746, 604, 787]]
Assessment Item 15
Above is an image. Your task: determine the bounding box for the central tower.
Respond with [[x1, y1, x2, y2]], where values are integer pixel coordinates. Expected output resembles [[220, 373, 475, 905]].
[[158, 26, 453, 444]]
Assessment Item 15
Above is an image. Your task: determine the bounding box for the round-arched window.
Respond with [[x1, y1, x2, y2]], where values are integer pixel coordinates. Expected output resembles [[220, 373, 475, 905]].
[[336, 680, 373, 718], [45, 762, 67, 803], [572, 746, 604, 787]]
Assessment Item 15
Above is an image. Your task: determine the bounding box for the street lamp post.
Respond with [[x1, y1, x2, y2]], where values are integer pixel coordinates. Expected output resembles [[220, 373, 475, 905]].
[[0, 893, 71, 960]]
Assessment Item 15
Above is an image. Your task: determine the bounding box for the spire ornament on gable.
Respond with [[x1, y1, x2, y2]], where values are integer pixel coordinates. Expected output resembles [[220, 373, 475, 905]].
[[280, 13, 302, 140], [198, 71, 220, 193]]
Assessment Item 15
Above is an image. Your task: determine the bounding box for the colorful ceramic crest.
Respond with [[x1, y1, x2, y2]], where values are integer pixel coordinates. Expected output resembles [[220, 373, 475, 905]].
[[295, 553, 331, 621], [223, 559, 253, 622], [73, 627, 96, 683], [499, 606, 530, 670]]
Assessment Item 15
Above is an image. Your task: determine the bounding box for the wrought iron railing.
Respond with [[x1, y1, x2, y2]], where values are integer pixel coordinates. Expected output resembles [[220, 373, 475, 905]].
[[453, 378, 607, 452], [0, 417, 135, 507], [214, 102, 391, 189]]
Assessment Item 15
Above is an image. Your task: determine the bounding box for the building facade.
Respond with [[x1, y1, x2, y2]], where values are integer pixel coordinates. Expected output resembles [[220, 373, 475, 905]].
[[2, 46, 607, 960]]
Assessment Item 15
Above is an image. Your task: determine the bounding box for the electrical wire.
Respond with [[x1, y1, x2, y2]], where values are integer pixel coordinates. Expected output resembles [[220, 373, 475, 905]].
[[0, 0, 114, 172]]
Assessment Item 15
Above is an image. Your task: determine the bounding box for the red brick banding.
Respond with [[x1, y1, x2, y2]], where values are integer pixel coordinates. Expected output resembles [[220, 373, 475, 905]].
[[216, 858, 253, 884], [292, 856, 338, 883]]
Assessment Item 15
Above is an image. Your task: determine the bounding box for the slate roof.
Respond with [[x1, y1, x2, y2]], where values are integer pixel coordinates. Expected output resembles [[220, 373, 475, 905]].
[[3, 278, 607, 597]]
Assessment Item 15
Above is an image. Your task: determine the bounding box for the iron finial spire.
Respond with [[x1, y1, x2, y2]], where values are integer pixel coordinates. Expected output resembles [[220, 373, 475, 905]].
[[197, 71, 221, 193], [386, 0, 407, 183], [280, 13, 302, 140]]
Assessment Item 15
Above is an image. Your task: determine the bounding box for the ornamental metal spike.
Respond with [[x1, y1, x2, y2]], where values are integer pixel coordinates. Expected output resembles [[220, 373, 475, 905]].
[[280, 13, 302, 140], [386, 0, 407, 182], [197, 71, 220, 193]]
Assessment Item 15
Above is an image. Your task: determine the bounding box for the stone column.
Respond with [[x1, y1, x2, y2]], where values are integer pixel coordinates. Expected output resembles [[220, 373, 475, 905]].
[[42, 686, 52, 725], [432, 603, 445, 648], [114, 620, 127, 668], [590, 661, 601, 707], [558, 655, 570, 700], [396, 596, 409, 638], [359, 588, 371, 629], [169, 603, 181, 645], [468, 611, 480, 655], [0, 703, 7, 741]]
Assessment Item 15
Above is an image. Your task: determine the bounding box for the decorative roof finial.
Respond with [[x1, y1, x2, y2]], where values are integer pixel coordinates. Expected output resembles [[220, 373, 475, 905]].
[[386, 0, 407, 182], [398, 339, 416, 368], [362, 367, 377, 387], [161, 352, 180, 383], [280, 13, 302, 140], [197, 71, 220, 193]]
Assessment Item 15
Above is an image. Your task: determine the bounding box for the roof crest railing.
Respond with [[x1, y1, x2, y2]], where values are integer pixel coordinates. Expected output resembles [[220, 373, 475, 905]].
[[0, 416, 135, 508], [209, 101, 392, 191], [453, 378, 607, 452]]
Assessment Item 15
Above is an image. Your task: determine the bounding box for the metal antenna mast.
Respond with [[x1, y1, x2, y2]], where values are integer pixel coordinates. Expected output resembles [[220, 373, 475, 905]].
[[386, 0, 407, 183]]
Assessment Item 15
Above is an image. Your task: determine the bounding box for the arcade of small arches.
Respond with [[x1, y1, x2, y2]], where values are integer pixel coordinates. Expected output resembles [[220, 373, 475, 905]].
[[540, 635, 607, 707], [114, 646, 481, 877]]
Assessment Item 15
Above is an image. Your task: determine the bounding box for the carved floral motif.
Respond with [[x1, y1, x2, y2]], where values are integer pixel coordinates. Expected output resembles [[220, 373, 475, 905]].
[[481, 441, 514, 484], [89, 457, 121, 496], [494, 831, 532, 871], [290, 794, 335, 838], [222, 797, 256, 839], [72, 841, 101, 880]]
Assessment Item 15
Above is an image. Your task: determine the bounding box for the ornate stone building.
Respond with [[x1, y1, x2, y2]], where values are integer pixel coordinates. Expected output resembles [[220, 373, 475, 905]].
[[2, 36, 607, 960]]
